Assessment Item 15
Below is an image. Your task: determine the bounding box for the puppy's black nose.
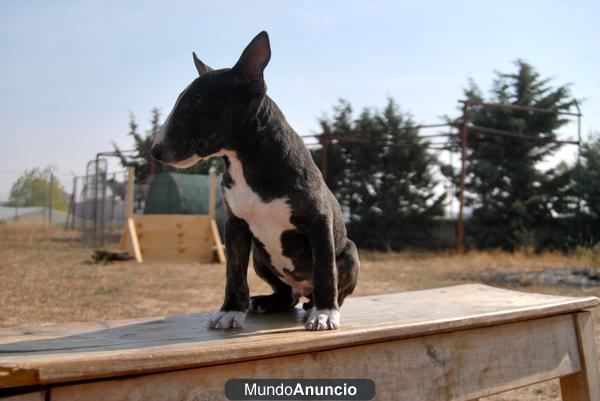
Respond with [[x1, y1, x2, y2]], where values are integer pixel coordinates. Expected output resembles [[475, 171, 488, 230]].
[[151, 144, 164, 161]]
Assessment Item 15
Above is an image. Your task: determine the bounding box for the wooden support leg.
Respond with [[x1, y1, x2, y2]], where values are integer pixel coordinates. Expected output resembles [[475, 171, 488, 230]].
[[210, 219, 226, 264], [127, 218, 143, 263], [560, 311, 600, 401]]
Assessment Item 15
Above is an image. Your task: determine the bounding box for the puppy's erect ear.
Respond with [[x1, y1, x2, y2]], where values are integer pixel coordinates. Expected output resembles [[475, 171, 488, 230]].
[[193, 52, 213, 76], [233, 31, 271, 83]]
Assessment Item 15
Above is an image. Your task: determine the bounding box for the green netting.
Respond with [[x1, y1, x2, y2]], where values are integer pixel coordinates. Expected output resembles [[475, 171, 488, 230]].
[[144, 173, 226, 235]]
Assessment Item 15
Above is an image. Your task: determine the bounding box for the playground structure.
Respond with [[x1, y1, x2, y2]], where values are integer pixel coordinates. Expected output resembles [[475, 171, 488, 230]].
[[0, 284, 598, 400], [118, 167, 225, 264], [64, 157, 226, 264]]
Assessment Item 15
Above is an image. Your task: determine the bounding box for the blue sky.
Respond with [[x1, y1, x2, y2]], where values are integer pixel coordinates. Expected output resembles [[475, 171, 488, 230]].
[[1, 0, 599, 201]]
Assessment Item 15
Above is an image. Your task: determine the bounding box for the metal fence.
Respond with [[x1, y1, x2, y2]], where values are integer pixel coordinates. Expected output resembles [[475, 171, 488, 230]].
[[66, 159, 145, 246]]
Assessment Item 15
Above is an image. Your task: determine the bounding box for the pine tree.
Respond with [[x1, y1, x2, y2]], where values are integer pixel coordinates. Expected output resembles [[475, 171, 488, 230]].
[[581, 132, 600, 218], [315, 98, 446, 250], [456, 61, 577, 249], [312, 100, 355, 205]]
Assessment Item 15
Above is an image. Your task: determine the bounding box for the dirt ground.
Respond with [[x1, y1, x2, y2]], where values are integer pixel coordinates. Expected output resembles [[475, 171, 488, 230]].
[[1, 224, 599, 400]]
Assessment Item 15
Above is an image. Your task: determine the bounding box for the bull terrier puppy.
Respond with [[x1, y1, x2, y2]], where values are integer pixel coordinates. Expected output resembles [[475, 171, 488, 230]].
[[151, 31, 359, 330]]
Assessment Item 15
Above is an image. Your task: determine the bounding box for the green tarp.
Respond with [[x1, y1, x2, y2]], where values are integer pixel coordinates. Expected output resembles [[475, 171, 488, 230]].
[[144, 173, 226, 236]]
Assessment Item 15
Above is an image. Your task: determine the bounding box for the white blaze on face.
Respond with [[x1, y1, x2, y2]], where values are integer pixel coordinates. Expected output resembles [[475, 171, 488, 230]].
[[222, 151, 301, 284], [168, 149, 225, 169], [171, 155, 201, 169]]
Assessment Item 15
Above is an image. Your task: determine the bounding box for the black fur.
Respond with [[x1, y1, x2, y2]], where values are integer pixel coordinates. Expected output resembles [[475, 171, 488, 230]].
[[152, 31, 359, 330]]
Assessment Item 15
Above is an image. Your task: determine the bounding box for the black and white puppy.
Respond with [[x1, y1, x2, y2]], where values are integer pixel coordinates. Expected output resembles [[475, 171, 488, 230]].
[[151, 31, 359, 331]]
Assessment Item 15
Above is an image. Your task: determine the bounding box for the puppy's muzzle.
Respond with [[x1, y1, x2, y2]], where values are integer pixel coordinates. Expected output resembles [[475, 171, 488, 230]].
[[150, 144, 164, 161]]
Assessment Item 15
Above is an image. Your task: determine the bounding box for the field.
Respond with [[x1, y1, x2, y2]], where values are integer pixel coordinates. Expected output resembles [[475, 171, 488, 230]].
[[1, 223, 599, 400]]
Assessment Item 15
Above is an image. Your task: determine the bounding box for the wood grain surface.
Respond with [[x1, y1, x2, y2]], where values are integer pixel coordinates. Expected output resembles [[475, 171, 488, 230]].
[[51, 315, 580, 401], [0, 284, 597, 389]]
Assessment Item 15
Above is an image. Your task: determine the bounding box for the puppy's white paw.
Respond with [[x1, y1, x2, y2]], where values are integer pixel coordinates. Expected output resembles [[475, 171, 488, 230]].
[[207, 311, 247, 329], [305, 308, 341, 331]]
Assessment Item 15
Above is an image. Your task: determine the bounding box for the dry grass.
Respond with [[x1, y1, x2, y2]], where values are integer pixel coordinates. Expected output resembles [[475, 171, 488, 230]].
[[1, 223, 598, 400]]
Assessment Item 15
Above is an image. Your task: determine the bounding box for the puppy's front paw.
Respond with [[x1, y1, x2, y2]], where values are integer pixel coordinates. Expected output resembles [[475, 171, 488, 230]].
[[207, 311, 247, 329], [305, 308, 341, 331]]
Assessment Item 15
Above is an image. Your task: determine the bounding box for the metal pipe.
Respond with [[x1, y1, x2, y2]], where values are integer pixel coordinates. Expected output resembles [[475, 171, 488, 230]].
[[469, 125, 579, 145], [460, 99, 582, 117], [110, 173, 116, 227], [300, 123, 454, 139], [99, 169, 107, 246], [92, 155, 99, 240], [91, 149, 136, 242], [456, 103, 469, 254], [66, 176, 76, 230], [320, 128, 330, 183], [574, 100, 583, 236], [327, 135, 450, 149]]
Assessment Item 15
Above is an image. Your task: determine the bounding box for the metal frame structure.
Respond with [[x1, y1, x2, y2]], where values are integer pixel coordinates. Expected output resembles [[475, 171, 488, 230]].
[[301, 123, 454, 181], [303, 100, 583, 253], [92, 149, 137, 243]]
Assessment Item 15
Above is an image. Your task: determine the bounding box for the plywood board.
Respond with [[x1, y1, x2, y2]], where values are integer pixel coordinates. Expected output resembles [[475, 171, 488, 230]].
[[133, 215, 213, 263], [0, 285, 597, 389]]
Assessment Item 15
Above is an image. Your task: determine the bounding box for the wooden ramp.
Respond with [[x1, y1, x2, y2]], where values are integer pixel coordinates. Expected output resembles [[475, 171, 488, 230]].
[[0, 284, 599, 401], [118, 167, 226, 264]]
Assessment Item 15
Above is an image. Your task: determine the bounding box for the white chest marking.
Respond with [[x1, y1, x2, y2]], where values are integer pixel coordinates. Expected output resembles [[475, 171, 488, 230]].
[[222, 151, 303, 286]]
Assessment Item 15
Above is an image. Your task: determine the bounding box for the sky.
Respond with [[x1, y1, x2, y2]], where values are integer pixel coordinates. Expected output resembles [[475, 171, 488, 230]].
[[1, 0, 599, 202]]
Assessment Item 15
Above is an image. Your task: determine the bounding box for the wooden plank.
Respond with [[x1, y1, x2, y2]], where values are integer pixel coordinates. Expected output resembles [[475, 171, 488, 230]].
[[137, 237, 212, 247], [138, 231, 211, 242], [136, 225, 210, 240], [140, 248, 213, 263], [560, 311, 600, 401], [210, 219, 226, 264], [127, 218, 143, 263], [133, 215, 213, 262], [208, 167, 217, 220], [126, 167, 134, 218], [133, 215, 211, 224], [137, 238, 210, 247], [136, 229, 213, 243], [0, 392, 45, 401], [51, 315, 581, 401], [0, 285, 597, 389], [116, 168, 137, 255], [133, 218, 211, 244]]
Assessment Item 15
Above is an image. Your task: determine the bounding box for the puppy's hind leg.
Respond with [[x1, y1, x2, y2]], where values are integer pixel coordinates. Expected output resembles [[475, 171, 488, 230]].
[[249, 252, 298, 314], [305, 215, 341, 330], [336, 239, 360, 307]]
